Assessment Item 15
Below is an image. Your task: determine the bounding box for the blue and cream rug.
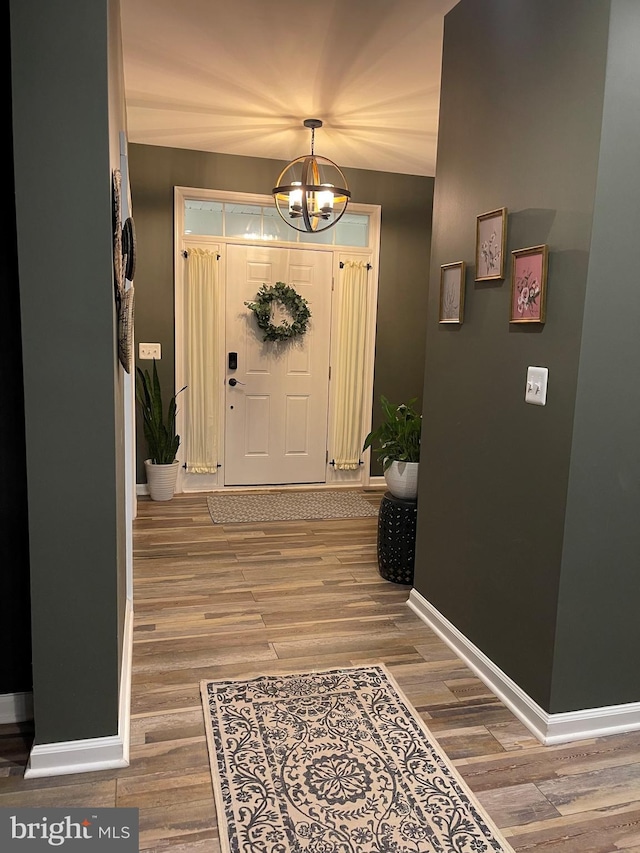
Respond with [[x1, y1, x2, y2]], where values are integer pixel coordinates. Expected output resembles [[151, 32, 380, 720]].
[[201, 664, 513, 853]]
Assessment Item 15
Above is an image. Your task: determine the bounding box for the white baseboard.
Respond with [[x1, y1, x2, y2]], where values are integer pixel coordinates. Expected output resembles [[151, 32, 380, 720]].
[[407, 589, 640, 745], [139, 481, 383, 495], [25, 598, 134, 778], [0, 691, 34, 724], [24, 734, 130, 778], [364, 476, 386, 489]]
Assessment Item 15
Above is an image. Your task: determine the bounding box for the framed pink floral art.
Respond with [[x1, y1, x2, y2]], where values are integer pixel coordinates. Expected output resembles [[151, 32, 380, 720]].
[[510, 244, 548, 324]]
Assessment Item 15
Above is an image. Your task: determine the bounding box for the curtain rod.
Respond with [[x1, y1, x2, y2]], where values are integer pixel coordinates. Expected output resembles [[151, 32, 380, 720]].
[[182, 250, 220, 259]]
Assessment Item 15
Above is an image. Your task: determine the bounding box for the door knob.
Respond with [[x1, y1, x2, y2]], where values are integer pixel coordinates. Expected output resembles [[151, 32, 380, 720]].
[[228, 377, 245, 386]]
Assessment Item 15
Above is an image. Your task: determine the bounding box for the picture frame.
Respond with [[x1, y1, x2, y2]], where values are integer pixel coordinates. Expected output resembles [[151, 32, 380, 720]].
[[510, 244, 548, 324], [439, 261, 466, 324], [475, 207, 507, 280]]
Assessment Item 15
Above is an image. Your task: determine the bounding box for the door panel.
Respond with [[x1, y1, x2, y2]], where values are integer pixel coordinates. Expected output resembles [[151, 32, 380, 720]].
[[285, 396, 310, 454], [224, 245, 332, 485]]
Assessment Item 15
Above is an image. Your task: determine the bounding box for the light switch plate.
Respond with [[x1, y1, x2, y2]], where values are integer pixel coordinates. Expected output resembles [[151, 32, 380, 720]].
[[525, 366, 548, 405], [139, 343, 161, 360]]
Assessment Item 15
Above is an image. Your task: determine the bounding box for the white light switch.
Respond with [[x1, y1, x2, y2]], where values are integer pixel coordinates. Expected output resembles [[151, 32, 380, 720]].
[[525, 366, 548, 406]]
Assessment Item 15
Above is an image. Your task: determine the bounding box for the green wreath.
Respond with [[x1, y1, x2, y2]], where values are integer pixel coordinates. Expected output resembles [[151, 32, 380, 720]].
[[244, 282, 312, 342]]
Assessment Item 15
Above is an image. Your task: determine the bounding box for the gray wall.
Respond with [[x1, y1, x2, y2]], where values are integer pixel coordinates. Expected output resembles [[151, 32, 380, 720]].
[[127, 145, 433, 481], [10, 0, 128, 742], [551, 0, 640, 711], [414, 0, 638, 713]]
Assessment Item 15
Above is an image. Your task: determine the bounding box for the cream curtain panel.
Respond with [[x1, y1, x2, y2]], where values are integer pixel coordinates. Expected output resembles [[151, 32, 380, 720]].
[[184, 248, 219, 473], [332, 260, 369, 470]]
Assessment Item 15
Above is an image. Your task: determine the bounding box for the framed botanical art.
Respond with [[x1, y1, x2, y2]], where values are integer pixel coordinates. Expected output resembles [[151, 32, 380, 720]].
[[510, 244, 548, 324], [439, 261, 466, 324], [475, 207, 507, 280]]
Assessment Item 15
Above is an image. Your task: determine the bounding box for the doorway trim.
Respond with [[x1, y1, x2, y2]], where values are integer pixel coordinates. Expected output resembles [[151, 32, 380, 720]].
[[173, 187, 381, 492]]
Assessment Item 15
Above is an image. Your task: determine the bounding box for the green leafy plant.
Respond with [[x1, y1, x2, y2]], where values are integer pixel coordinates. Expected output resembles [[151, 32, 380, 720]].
[[136, 359, 186, 464], [362, 396, 421, 471], [245, 281, 311, 342]]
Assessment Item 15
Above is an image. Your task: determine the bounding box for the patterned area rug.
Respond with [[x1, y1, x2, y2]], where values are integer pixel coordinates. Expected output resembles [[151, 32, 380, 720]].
[[206, 490, 379, 523], [201, 664, 514, 853]]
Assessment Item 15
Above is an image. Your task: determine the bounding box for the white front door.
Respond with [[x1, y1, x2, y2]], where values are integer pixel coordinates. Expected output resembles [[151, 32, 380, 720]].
[[224, 244, 332, 486]]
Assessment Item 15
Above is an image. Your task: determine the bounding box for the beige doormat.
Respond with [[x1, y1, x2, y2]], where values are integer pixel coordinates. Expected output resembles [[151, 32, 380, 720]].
[[206, 490, 379, 523], [200, 664, 514, 853]]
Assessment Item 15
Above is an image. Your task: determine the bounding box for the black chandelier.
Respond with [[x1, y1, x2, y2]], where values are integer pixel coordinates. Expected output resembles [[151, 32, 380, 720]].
[[272, 119, 351, 234]]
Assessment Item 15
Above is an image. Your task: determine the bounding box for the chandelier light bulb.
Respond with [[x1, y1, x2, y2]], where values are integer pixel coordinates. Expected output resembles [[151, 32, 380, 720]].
[[289, 182, 303, 216], [317, 185, 335, 216]]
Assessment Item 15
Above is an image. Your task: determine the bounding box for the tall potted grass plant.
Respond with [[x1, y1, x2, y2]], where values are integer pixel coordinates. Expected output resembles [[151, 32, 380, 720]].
[[136, 359, 186, 501]]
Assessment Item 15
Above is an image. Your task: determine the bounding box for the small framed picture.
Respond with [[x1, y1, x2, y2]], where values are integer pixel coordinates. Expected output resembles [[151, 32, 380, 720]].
[[476, 207, 507, 280], [510, 244, 548, 324], [439, 261, 466, 324]]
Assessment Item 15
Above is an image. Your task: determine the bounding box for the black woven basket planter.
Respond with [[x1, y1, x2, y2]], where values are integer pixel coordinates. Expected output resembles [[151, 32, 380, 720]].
[[377, 492, 418, 585]]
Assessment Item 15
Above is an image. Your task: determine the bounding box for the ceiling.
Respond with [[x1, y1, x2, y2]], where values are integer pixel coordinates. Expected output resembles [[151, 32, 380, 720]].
[[119, 0, 460, 178]]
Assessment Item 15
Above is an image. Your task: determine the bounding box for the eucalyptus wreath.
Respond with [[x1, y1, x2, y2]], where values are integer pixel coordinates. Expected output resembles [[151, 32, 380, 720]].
[[245, 282, 312, 342]]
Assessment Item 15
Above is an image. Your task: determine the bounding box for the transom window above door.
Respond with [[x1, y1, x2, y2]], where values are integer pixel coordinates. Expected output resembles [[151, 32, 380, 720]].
[[183, 199, 369, 248]]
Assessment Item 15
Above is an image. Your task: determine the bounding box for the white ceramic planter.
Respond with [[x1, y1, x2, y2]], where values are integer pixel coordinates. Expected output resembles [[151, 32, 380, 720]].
[[384, 460, 419, 500], [144, 459, 179, 501]]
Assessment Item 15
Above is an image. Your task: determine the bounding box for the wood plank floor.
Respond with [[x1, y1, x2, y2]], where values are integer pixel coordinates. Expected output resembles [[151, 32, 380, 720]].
[[2, 489, 640, 851]]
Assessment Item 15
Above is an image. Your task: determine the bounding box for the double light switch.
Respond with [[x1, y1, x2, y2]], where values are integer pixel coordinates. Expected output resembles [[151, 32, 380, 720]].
[[525, 366, 548, 406]]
